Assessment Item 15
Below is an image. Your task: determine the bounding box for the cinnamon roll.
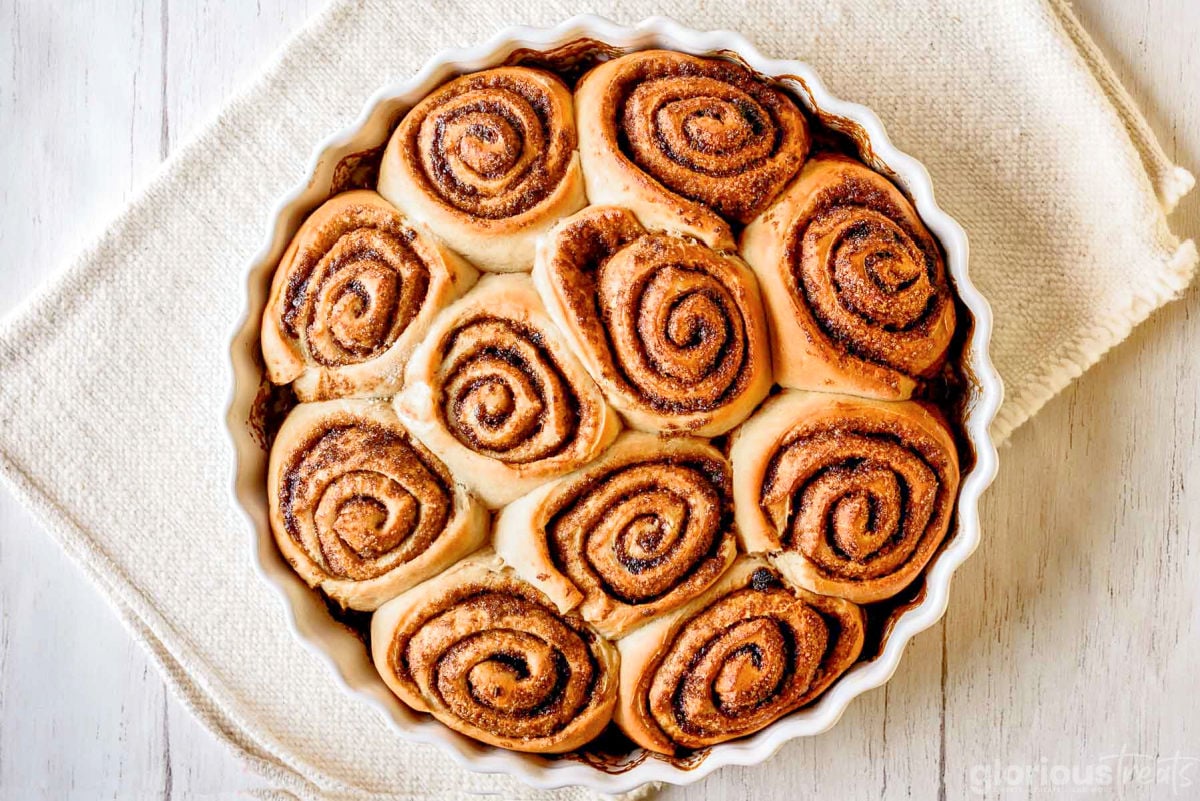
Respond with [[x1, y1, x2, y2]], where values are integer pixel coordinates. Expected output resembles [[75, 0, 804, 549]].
[[615, 557, 864, 755], [740, 155, 956, 400], [370, 551, 619, 753], [261, 190, 477, 401], [393, 274, 620, 508], [730, 391, 960, 604], [378, 67, 587, 273], [532, 206, 772, 436], [267, 400, 487, 611], [494, 431, 737, 639], [575, 50, 809, 249]]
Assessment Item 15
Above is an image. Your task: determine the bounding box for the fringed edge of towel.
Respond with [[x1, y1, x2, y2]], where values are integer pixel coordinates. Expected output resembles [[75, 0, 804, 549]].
[[1049, 0, 1197, 211], [993, 239, 1198, 442]]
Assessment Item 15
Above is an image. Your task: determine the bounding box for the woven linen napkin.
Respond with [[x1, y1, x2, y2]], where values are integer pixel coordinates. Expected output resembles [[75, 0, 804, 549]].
[[0, 0, 1194, 799]]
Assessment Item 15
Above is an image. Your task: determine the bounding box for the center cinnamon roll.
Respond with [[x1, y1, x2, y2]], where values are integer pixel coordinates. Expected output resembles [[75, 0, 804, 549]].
[[378, 67, 587, 272], [575, 50, 809, 248], [532, 206, 772, 436], [371, 552, 619, 753], [394, 274, 619, 508], [495, 432, 737, 638]]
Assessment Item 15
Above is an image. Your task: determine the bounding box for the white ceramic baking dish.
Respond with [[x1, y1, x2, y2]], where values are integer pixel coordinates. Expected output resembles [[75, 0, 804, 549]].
[[226, 14, 1003, 795]]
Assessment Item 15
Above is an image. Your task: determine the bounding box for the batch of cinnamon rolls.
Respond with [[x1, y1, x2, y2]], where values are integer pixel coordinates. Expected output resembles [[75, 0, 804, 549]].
[[260, 49, 963, 758]]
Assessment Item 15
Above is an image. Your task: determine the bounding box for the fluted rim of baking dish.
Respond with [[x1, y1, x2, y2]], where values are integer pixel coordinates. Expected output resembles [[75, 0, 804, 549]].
[[225, 14, 1003, 795]]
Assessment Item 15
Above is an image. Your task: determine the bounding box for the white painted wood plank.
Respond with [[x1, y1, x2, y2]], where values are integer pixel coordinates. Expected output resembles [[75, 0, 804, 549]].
[[0, 1, 315, 798], [0, 1, 1197, 799], [937, 2, 1200, 799]]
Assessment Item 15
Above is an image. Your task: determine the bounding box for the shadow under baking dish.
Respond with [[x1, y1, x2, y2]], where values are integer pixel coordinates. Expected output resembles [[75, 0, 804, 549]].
[[226, 16, 1003, 795]]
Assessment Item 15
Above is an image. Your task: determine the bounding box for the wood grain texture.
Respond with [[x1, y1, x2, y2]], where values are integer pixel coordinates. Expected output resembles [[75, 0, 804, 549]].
[[0, 1, 1196, 799]]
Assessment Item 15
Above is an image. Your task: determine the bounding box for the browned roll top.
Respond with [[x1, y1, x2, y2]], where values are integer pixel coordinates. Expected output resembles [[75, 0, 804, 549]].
[[591, 50, 809, 223], [282, 202, 430, 368], [789, 161, 953, 376], [550, 451, 731, 608], [279, 418, 452, 582], [536, 206, 771, 434], [742, 155, 956, 399], [438, 316, 580, 463], [379, 563, 617, 752], [395, 273, 618, 509], [756, 396, 959, 599], [624, 562, 864, 753], [401, 68, 577, 220], [602, 237, 750, 413]]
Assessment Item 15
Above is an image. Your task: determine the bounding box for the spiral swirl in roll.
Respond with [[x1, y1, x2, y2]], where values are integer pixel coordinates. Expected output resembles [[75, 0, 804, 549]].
[[394, 274, 619, 508], [261, 191, 477, 401], [615, 558, 864, 754], [370, 553, 619, 753], [441, 317, 577, 462], [378, 67, 587, 272], [575, 51, 809, 248], [533, 206, 771, 436], [741, 155, 956, 400], [495, 432, 736, 638], [731, 391, 960, 603], [267, 400, 487, 610]]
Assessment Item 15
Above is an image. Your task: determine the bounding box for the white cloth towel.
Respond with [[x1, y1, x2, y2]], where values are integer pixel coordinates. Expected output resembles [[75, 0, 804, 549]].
[[0, 1, 1193, 799]]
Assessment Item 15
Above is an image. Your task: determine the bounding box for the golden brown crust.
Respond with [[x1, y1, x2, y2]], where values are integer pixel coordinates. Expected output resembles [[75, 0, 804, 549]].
[[370, 552, 619, 753], [393, 274, 620, 508], [260, 190, 477, 401], [615, 557, 864, 754], [575, 51, 809, 249], [730, 390, 960, 603], [532, 206, 772, 436], [740, 155, 956, 400], [494, 431, 737, 638], [266, 400, 487, 610], [378, 67, 587, 272]]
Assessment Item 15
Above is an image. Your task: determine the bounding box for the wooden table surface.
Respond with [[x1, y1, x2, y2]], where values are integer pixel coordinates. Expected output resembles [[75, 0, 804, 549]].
[[2, 2, 1197, 799]]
